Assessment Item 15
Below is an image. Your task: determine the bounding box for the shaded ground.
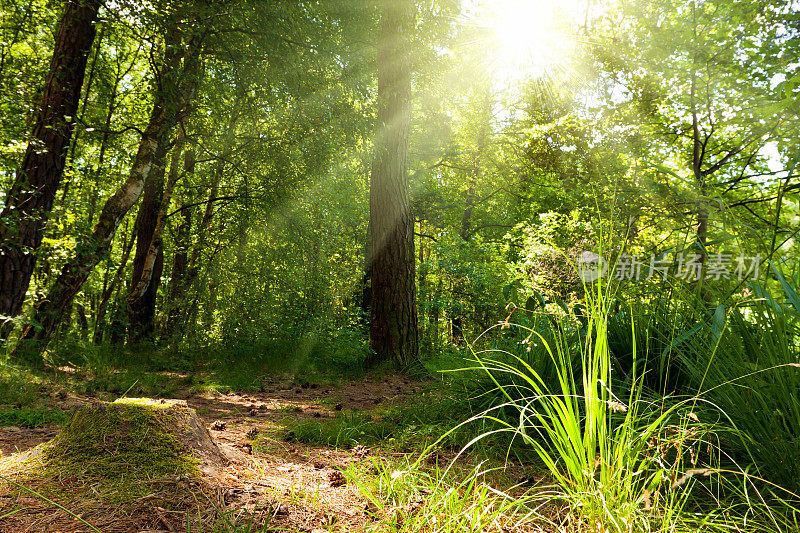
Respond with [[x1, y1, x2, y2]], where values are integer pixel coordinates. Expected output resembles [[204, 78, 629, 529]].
[[0, 426, 60, 457], [0, 373, 477, 533]]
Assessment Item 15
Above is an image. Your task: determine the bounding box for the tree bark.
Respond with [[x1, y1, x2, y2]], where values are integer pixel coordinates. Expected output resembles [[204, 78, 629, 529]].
[[0, 0, 102, 335], [14, 24, 202, 360], [367, 0, 419, 369], [163, 201, 193, 340], [93, 223, 135, 343], [126, 156, 165, 342], [127, 136, 190, 342]]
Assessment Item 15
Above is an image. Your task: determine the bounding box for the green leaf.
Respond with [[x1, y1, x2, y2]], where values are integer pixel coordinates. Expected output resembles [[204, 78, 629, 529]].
[[711, 304, 726, 342], [771, 263, 800, 316]]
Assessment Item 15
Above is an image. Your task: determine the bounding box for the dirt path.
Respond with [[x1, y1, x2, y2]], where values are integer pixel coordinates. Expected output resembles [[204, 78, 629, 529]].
[[0, 374, 436, 532], [185, 375, 433, 531]]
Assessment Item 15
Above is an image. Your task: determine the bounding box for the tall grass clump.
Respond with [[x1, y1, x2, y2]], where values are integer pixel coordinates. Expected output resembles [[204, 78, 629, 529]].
[[680, 267, 800, 496], [358, 456, 542, 532], [465, 274, 728, 532]]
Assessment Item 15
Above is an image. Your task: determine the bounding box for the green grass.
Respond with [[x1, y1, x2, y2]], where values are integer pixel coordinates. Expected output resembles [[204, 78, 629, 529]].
[[466, 296, 706, 530], [276, 387, 516, 458], [0, 407, 66, 427], [347, 454, 544, 533], [0, 363, 44, 406], [447, 261, 800, 532], [0, 363, 67, 427], [678, 280, 800, 496]]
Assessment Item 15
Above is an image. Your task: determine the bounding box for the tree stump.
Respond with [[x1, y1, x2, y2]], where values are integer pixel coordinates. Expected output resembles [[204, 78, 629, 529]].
[[0, 399, 234, 530], [41, 398, 230, 480]]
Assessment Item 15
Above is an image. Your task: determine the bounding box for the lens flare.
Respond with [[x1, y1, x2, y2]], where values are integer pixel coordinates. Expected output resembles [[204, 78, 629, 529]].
[[487, 0, 577, 81]]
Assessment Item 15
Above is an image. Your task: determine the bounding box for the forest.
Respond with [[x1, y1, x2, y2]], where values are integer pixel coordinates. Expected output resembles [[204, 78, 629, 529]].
[[0, 0, 798, 531]]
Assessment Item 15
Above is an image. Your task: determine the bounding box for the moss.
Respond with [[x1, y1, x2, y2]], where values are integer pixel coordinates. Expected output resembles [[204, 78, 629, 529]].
[[34, 399, 201, 502], [114, 397, 174, 409]]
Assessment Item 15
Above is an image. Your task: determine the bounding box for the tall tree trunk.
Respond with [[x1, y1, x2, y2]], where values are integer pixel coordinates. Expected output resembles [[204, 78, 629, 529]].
[[93, 223, 135, 343], [163, 202, 193, 340], [0, 0, 102, 335], [126, 155, 166, 342], [367, 0, 419, 369], [14, 25, 202, 361], [127, 136, 189, 342], [16, 129, 164, 359]]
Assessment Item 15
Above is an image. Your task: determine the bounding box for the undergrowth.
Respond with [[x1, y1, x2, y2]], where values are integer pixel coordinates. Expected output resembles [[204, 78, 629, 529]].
[[278, 387, 516, 458], [423, 252, 800, 532], [0, 407, 66, 427]]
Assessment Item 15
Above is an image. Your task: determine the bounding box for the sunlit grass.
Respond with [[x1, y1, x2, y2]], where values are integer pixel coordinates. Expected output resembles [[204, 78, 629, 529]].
[[427, 258, 800, 532]]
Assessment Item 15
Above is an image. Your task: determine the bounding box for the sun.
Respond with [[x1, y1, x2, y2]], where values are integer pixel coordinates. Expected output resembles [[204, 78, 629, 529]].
[[485, 0, 578, 81]]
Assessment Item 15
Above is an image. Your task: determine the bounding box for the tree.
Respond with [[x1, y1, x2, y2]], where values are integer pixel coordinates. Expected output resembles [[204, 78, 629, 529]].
[[591, 0, 796, 270], [0, 0, 102, 335], [367, 0, 419, 368], [15, 14, 203, 359], [127, 135, 191, 342]]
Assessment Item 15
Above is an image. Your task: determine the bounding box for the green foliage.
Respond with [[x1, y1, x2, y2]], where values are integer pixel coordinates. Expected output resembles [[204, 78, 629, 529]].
[[679, 280, 800, 495], [1, 0, 800, 528], [466, 280, 722, 532], [513, 209, 604, 299], [353, 456, 540, 533], [280, 387, 512, 457], [0, 407, 66, 428], [419, 235, 512, 346], [604, 292, 701, 393]]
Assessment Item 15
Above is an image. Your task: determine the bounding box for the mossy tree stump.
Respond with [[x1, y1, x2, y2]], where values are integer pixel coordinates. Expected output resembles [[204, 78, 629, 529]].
[[0, 399, 233, 530], [42, 398, 230, 488]]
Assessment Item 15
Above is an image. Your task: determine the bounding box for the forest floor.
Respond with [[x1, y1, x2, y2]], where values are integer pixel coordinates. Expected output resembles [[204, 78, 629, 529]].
[[0, 367, 538, 533]]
